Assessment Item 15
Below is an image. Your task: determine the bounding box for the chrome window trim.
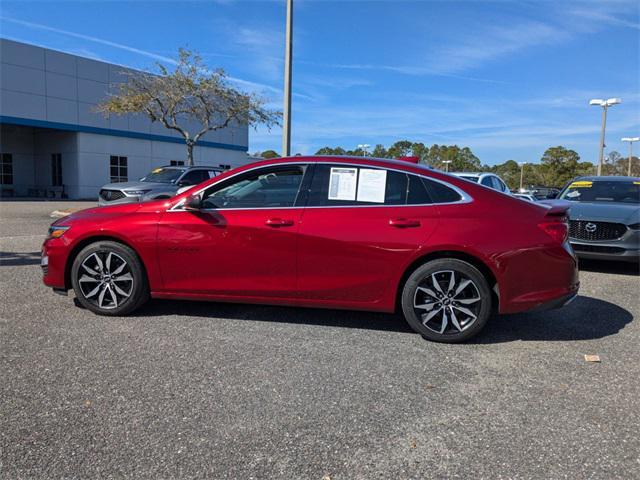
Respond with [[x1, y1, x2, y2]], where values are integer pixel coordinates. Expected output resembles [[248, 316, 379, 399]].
[[169, 161, 473, 212]]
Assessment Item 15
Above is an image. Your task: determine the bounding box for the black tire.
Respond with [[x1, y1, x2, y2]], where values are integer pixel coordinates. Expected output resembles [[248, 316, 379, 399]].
[[401, 258, 492, 343], [70, 241, 149, 316]]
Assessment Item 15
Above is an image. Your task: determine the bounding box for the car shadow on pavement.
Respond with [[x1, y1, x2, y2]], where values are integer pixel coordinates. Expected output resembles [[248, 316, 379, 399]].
[[0, 251, 41, 266], [136, 294, 631, 342], [578, 259, 639, 276], [473, 295, 633, 344], [137, 299, 415, 333]]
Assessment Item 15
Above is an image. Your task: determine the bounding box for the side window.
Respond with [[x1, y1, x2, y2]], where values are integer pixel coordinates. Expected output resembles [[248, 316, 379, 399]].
[[407, 174, 432, 205], [201, 166, 304, 209], [307, 164, 409, 207], [423, 178, 462, 203], [180, 170, 207, 186], [498, 178, 508, 192], [480, 176, 493, 188]]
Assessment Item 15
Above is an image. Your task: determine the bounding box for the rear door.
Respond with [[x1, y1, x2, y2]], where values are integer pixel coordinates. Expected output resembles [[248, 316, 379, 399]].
[[296, 163, 440, 310]]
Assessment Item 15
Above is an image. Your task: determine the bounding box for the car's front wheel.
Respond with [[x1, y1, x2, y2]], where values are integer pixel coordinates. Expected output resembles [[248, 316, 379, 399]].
[[401, 258, 492, 343], [70, 241, 149, 316]]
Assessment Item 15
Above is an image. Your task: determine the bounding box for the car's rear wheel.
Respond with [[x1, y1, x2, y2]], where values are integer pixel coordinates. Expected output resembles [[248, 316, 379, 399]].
[[70, 241, 149, 316], [401, 258, 492, 343]]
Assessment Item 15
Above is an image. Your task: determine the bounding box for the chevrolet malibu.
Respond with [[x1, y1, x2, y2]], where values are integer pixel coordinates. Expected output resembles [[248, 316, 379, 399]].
[[42, 157, 579, 342]]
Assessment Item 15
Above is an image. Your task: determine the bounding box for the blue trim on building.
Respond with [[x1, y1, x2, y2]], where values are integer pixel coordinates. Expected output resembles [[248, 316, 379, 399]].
[[0, 115, 248, 152]]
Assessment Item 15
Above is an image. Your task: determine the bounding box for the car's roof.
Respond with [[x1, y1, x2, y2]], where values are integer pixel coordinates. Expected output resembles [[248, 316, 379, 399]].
[[574, 175, 640, 182]]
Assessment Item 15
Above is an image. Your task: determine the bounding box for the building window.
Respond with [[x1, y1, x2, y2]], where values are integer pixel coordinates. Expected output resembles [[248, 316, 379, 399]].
[[51, 154, 63, 186], [170, 160, 185, 166], [1, 153, 13, 185], [110, 155, 128, 183]]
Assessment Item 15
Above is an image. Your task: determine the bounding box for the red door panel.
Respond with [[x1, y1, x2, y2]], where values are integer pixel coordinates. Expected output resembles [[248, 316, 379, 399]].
[[296, 205, 439, 310], [156, 208, 301, 299]]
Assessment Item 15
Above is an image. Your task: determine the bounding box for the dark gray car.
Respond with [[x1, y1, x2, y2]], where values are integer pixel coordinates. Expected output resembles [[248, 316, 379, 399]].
[[98, 166, 222, 206], [558, 176, 640, 262]]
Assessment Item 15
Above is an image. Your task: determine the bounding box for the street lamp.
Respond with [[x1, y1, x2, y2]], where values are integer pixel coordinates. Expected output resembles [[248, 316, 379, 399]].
[[357, 144, 370, 156], [590, 98, 622, 176], [518, 162, 527, 192], [621, 137, 640, 176], [442, 160, 452, 172], [282, 0, 293, 157]]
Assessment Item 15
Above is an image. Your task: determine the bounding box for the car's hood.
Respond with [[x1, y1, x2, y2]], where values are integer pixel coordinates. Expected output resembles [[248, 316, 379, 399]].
[[567, 201, 640, 224], [52, 202, 143, 226], [101, 181, 172, 191]]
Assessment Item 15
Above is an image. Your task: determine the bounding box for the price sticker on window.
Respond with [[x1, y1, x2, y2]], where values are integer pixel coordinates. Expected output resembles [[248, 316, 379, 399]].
[[328, 167, 357, 200]]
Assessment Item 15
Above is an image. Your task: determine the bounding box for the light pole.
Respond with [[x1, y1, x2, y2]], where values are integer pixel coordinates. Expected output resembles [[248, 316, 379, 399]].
[[621, 137, 639, 176], [282, 0, 293, 157], [590, 98, 621, 176], [357, 144, 370, 156], [442, 160, 452, 172], [518, 162, 526, 192]]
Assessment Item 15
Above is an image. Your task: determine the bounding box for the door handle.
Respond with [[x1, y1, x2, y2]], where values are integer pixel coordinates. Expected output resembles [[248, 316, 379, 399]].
[[265, 218, 295, 227], [389, 218, 421, 228]]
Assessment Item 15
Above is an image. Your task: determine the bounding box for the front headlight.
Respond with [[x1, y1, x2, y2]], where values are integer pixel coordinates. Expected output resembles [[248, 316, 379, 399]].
[[48, 225, 70, 239], [124, 190, 151, 196]]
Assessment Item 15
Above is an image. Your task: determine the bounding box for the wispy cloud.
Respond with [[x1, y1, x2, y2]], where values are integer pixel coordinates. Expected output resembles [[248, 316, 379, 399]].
[[424, 20, 570, 75], [0, 15, 280, 95]]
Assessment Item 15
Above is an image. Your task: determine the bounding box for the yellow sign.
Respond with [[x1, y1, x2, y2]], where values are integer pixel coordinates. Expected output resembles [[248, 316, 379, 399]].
[[152, 168, 163, 174], [568, 181, 593, 188], [634, 181, 640, 185]]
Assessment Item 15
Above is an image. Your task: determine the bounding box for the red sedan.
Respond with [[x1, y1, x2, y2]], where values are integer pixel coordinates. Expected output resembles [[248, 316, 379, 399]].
[[42, 157, 579, 342]]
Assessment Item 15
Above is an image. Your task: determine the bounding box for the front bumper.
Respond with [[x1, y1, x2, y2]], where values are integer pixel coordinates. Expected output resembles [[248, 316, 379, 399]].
[[570, 240, 640, 263], [41, 237, 69, 290], [98, 195, 141, 207]]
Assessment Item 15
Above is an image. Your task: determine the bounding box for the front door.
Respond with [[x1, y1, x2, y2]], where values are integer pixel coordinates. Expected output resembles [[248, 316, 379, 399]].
[[156, 164, 309, 300]]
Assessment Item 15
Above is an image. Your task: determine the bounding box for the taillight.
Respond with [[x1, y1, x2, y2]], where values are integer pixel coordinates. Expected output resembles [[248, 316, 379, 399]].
[[538, 219, 568, 244]]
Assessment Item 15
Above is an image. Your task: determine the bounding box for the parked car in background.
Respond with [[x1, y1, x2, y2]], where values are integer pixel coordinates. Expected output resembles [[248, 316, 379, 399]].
[[558, 176, 640, 262], [44, 156, 578, 343], [98, 165, 223, 206], [450, 172, 510, 194], [514, 193, 537, 202]]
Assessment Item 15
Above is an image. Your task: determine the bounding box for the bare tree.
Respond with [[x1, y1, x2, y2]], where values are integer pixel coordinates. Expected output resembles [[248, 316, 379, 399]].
[[97, 49, 281, 165]]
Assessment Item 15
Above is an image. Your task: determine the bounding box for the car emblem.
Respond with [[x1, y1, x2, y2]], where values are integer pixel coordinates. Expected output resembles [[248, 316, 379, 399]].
[[585, 222, 597, 233]]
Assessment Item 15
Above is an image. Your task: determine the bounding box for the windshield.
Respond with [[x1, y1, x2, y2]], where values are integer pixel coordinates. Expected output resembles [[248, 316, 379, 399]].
[[140, 167, 185, 183], [559, 180, 640, 204]]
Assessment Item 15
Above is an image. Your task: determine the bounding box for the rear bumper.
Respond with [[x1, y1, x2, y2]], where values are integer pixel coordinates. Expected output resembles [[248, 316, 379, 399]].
[[498, 242, 580, 315]]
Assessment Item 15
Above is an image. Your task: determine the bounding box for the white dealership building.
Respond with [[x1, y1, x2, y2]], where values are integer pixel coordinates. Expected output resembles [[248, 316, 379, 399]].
[[0, 39, 250, 199]]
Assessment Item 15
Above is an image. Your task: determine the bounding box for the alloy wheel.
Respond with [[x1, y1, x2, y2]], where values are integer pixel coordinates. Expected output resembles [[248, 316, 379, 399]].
[[413, 270, 482, 335], [77, 251, 134, 310]]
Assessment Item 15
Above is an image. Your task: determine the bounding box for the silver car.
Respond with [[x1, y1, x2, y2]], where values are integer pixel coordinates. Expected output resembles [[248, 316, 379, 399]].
[[558, 176, 640, 262], [98, 166, 222, 206], [450, 172, 511, 194]]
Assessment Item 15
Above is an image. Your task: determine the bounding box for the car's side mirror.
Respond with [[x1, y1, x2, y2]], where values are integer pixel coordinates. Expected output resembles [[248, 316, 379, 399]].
[[176, 180, 190, 187], [183, 193, 202, 211]]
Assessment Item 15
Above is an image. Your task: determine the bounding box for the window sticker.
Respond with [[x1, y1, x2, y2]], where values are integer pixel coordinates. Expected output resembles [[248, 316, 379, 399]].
[[568, 181, 593, 188], [152, 168, 163, 174], [328, 167, 357, 200], [566, 190, 581, 198], [357, 168, 387, 203], [634, 181, 640, 185]]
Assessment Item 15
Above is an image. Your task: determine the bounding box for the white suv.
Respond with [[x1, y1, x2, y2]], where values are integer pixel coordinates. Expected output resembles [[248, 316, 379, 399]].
[[450, 172, 510, 193]]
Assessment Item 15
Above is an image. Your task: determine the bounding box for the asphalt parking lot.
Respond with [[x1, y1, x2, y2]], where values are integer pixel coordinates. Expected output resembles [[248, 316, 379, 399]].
[[1, 201, 639, 479]]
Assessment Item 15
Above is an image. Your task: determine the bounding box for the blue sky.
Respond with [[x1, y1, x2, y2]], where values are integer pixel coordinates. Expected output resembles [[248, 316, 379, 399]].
[[1, 0, 639, 165]]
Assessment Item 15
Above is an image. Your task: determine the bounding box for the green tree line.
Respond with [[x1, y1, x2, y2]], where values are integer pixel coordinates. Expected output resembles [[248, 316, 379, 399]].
[[255, 141, 639, 190]]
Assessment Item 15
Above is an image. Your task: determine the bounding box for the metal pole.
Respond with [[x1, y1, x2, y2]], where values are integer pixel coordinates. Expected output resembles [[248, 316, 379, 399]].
[[282, 0, 293, 157], [597, 105, 607, 176], [519, 163, 525, 191], [629, 142, 633, 177]]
